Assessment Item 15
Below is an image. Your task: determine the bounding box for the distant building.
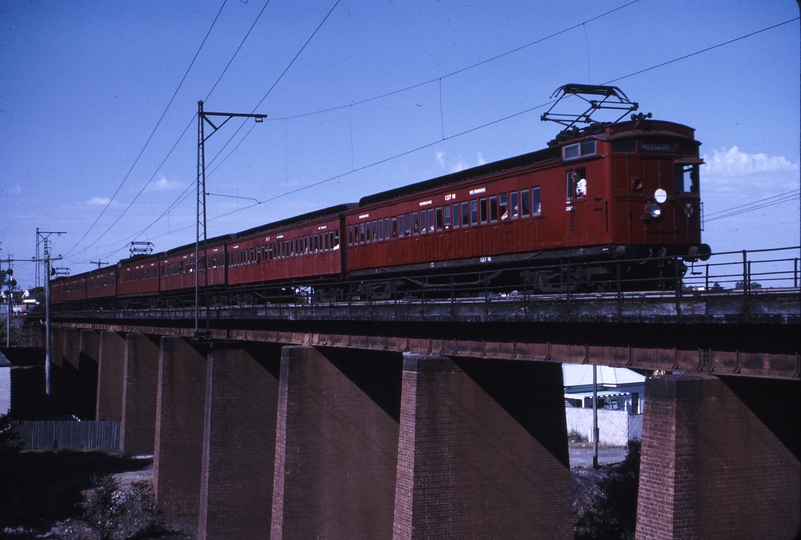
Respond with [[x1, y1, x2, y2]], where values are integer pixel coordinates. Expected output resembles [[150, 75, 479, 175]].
[[563, 365, 645, 445]]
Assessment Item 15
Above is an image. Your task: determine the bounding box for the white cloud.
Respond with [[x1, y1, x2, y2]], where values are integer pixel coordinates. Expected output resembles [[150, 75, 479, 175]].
[[435, 151, 487, 173], [147, 175, 184, 192], [86, 197, 112, 206], [702, 146, 799, 176]]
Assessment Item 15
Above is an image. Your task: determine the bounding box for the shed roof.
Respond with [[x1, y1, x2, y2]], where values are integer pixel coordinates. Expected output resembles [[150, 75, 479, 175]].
[[562, 365, 644, 389]]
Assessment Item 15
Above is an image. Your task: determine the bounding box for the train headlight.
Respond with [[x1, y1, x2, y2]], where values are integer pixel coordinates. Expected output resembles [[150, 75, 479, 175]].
[[654, 188, 667, 204], [647, 202, 663, 220]]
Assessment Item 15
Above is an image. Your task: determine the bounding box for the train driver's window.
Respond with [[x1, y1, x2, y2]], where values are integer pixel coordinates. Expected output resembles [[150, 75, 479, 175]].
[[674, 163, 699, 194], [500, 193, 508, 220]]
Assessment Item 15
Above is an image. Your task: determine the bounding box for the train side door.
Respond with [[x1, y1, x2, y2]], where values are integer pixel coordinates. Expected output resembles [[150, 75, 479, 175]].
[[565, 166, 605, 244]]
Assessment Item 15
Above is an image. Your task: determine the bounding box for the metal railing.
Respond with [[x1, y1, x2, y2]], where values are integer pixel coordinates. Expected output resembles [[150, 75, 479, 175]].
[[49, 246, 800, 320]]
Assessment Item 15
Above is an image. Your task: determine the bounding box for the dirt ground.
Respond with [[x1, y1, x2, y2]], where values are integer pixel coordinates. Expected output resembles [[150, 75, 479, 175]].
[[1, 445, 625, 539], [0, 450, 194, 540]]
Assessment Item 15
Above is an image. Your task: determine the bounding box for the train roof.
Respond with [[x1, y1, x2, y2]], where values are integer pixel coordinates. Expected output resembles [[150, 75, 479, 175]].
[[235, 203, 358, 239], [359, 118, 697, 208], [358, 146, 559, 207]]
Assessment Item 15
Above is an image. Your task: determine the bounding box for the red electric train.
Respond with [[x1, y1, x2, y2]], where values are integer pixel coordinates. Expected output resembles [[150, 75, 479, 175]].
[[50, 85, 709, 309]]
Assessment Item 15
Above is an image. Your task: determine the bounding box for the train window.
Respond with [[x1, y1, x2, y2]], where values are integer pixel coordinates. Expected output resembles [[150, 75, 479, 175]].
[[378, 219, 383, 241], [612, 139, 636, 153], [461, 201, 470, 226], [469, 200, 478, 225], [563, 140, 597, 161], [384, 218, 390, 240], [348, 226, 353, 245], [479, 198, 488, 223], [372, 220, 378, 241], [366, 222, 372, 243], [419, 210, 426, 233], [499, 193, 508, 220], [405, 213, 412, 236], [674, 163, 698, 194], [431, 208, 437, 231], [444, 205, 451, 229], [489, 196, 498, 221], [398, 215, 404, 237], [521, 189, 530, 217], [391, 217, 398, 238], [566, 172, 575, 201], [532, 187, 541, 215], [452, 203, 460, 228], [510, 191, 519, 219], [359, 223, 365, 244], [334, 232, 340, 249], [410, 212, 418, 234]]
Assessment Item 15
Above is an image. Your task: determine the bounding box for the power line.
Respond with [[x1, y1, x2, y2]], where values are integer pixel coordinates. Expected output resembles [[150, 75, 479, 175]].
[[71, 9, 801, 267], [65, 0, 230, 258], [705, 189, 800, 223]]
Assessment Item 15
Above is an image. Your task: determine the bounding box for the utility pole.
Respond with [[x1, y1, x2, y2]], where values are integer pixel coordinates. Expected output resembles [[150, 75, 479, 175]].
[[592, 364, 599, 469], [2, 256, 16, 348], [35, 230, 65, 406], [195, 101, 266, 337], [90, 260, 108, 269]]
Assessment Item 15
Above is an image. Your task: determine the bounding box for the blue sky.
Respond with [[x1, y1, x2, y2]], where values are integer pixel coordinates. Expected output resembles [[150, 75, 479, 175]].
[[1, 0, 799, 290]]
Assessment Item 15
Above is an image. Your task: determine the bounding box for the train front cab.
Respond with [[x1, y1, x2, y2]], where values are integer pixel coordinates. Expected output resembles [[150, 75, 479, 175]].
[[603, 120, 706, 259]]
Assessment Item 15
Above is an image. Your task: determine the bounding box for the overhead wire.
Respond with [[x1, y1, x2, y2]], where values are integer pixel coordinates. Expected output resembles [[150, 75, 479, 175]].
[[65, 0, 230, 258], [704, 189, 800, 223], [115, 0, 639, 245], [78, 7, 800, 264]]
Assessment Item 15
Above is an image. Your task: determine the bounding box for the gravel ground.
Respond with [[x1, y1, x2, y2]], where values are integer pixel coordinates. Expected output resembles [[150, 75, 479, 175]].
[[569, 445, 628, 467]]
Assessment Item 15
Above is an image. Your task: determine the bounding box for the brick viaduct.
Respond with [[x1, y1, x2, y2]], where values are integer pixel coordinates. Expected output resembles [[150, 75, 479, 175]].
[[35, 292, 800, 539]]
